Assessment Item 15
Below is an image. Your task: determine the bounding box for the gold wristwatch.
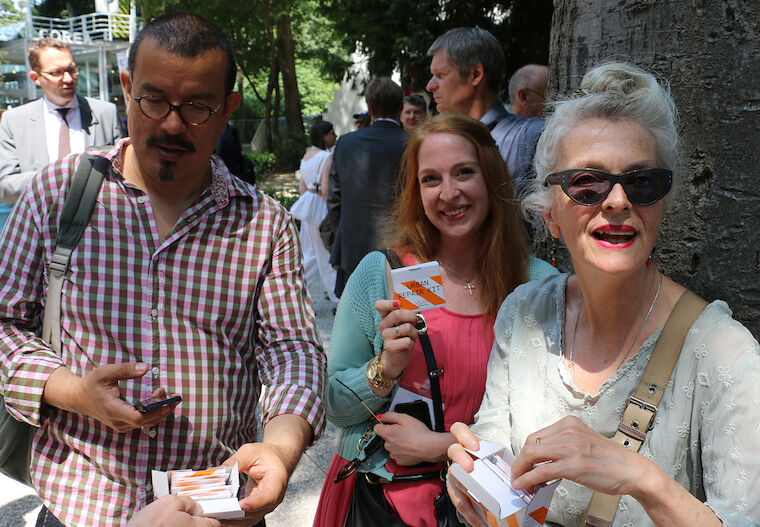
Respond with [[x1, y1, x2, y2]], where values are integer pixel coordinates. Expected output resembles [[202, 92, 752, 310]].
[[366, 352, 401, 389]]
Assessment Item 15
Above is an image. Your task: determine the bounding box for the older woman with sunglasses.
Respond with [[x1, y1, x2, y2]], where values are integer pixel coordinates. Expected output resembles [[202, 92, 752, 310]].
[[447, 62, 760, 526]]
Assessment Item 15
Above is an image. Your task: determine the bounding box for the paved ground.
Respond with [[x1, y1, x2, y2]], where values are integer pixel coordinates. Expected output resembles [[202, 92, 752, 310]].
[[0, 171, 340, 527]]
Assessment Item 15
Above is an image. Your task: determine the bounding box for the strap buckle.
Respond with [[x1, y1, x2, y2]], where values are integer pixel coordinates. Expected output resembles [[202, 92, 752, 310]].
[[627, 396, 657, 430], [429, 367, 444, 379], [48, 248, 73, 277], [415, 313, 428, 335]]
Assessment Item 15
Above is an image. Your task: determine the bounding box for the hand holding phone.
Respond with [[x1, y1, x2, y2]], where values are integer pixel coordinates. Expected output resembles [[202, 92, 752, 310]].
[[136, 394, 182, 413], [395, 400, 432, 430]]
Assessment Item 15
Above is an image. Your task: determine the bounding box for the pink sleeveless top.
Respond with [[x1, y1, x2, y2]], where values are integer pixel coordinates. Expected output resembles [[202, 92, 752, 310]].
[[383, 253, 494, 526]]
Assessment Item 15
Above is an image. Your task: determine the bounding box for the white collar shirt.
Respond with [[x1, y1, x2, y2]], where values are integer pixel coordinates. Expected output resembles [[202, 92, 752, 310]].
[[43, 94, 86, 160]]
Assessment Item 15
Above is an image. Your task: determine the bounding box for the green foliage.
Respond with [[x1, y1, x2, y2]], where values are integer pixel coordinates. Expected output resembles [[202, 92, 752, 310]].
[[1, 0, 24, 24], [297, 59, 339, 116], [244, 150, 276, 178], [237, 62, 336, 120], [259, 186, 299, 210], [273, 130, 306, 171], [325, 0, 554, 94], [34, 0, 95, 17], [291, 0, 351, 84]]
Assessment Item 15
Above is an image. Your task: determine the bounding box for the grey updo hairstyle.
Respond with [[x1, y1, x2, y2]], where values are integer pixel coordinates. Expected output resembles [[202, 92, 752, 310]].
[[521, 62, 681, 234]]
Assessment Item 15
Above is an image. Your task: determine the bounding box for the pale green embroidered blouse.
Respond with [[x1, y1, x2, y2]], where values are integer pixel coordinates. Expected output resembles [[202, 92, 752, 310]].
[[471, 274, 760, 527]]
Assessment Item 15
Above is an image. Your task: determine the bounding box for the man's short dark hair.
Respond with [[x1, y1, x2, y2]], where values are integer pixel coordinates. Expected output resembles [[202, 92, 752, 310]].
[[403, 94, 426, 110], [427, 27, 505, 94], [28, 37, 70, 72], [365, 77, 404, 118], [128, 13, 237, 94]]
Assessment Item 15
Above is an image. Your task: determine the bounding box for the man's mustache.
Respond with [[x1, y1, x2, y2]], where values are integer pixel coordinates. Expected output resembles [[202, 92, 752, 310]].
[[146, 134, 196, 153]]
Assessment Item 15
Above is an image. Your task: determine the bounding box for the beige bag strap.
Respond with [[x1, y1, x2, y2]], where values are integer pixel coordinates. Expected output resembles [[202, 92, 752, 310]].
[[582, 290, 708, 527]]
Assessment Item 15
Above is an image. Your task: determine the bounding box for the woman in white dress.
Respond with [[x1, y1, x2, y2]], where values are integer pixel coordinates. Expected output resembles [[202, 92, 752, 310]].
[[291, 120, 339, 303]]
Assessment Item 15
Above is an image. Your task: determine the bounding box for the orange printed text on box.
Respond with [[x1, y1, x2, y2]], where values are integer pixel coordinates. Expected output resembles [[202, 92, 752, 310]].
[[390, 261, 445, 312]]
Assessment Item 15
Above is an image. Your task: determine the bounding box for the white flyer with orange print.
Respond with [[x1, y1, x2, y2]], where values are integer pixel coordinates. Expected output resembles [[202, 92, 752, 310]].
[[390, 261, 445, 312]]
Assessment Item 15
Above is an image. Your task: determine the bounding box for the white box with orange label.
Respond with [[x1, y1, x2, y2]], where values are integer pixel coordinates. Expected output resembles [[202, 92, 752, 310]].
[[449, 441, 560, 527], [390, 260, 445, 312], [151, 462, 245, 520]]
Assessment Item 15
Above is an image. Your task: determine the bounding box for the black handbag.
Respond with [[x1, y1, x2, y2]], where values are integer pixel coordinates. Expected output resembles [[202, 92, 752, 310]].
[[344, 473, 407, 527], [0, 154, 107, 486]]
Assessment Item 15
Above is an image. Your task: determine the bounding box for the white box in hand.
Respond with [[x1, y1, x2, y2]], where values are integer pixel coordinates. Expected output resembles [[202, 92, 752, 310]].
[[448, 441, 559, 527]]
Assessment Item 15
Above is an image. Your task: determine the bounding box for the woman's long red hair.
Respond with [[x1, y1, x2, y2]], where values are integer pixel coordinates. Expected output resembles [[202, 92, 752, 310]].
[[385, 113, 528, 320]]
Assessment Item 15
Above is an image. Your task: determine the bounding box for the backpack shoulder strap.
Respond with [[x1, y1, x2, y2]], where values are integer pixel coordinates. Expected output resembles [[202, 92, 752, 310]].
[[41, 154, 109, 352]]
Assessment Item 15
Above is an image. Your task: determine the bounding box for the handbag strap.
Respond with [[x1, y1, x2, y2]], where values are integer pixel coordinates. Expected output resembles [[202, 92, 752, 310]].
[[582, 290, 708, 527], [380, 249, 445, 433], [416, 318, 445, 433], [41, 154, 108, 352]]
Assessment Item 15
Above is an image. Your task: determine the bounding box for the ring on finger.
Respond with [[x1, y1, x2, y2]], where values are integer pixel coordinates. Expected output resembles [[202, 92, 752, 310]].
[[394, 324, 401, 338]]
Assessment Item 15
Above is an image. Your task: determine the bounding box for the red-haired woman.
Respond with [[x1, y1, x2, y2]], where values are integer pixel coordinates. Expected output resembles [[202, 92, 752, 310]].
[[314, 113, 556, 526]]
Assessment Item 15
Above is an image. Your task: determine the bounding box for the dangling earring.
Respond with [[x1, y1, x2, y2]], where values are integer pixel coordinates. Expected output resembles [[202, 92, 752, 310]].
[[551, 237, 558, 267], [647, 246, 655, 267]]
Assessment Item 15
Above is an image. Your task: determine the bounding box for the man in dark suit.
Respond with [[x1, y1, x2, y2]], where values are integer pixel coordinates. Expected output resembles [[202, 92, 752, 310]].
[[326, 77, 407, 297], [0, 37, 123, 229]]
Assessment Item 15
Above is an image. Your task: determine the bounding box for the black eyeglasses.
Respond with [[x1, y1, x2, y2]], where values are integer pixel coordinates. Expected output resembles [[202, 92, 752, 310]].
[[133, 95, 222, 126], [544, 168, 672, 206], [40, 66, 80, 79]]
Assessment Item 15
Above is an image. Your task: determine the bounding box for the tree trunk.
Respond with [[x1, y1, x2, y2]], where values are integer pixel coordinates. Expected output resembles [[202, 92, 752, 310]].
[[274, 61, 281, 135], [236, 73, 245, 140], [276, 11, 305, 143], [548, 0, 760, 336], [263, 0, 277, 152]]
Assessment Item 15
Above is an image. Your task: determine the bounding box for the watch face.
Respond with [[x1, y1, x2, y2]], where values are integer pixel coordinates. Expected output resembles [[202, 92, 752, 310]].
[[367, 359, 378, 379]]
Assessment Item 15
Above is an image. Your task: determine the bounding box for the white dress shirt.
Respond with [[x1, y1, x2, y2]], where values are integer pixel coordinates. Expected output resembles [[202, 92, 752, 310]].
[[43, 95, 86, 160]]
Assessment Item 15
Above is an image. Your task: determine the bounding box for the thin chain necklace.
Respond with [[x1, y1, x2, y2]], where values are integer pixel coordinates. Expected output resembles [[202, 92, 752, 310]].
[[567, 272, 663, 382], [438, 262, 476, 296]]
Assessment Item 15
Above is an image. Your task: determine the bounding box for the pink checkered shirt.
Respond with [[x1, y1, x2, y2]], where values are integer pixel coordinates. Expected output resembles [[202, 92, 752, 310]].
[[0, 139, 326, 525]]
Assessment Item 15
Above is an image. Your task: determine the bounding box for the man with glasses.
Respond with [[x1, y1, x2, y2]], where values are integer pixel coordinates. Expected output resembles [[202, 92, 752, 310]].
[[426, 28, 544, 186], [0, 14, 324, 527], [0, 37, 123, 230]]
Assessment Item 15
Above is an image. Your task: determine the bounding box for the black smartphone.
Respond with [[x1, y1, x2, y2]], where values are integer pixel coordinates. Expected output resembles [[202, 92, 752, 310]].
[[136, 394, 182, 413], [395, 400, 432, 430]]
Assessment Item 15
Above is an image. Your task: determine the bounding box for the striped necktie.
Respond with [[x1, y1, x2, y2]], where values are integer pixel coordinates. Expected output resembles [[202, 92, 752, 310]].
[[56, 107, 71, 158]]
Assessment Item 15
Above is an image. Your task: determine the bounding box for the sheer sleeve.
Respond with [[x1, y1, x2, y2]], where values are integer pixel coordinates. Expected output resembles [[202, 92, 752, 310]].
[[470, 287, 518, 449], [690, 306, 760, 525]]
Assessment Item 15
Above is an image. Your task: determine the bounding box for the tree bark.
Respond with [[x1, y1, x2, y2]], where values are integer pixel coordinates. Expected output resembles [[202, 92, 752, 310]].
[[276, 11, 305, 142], [263, 0, 277, 151], [548, 0, 760, 335]]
